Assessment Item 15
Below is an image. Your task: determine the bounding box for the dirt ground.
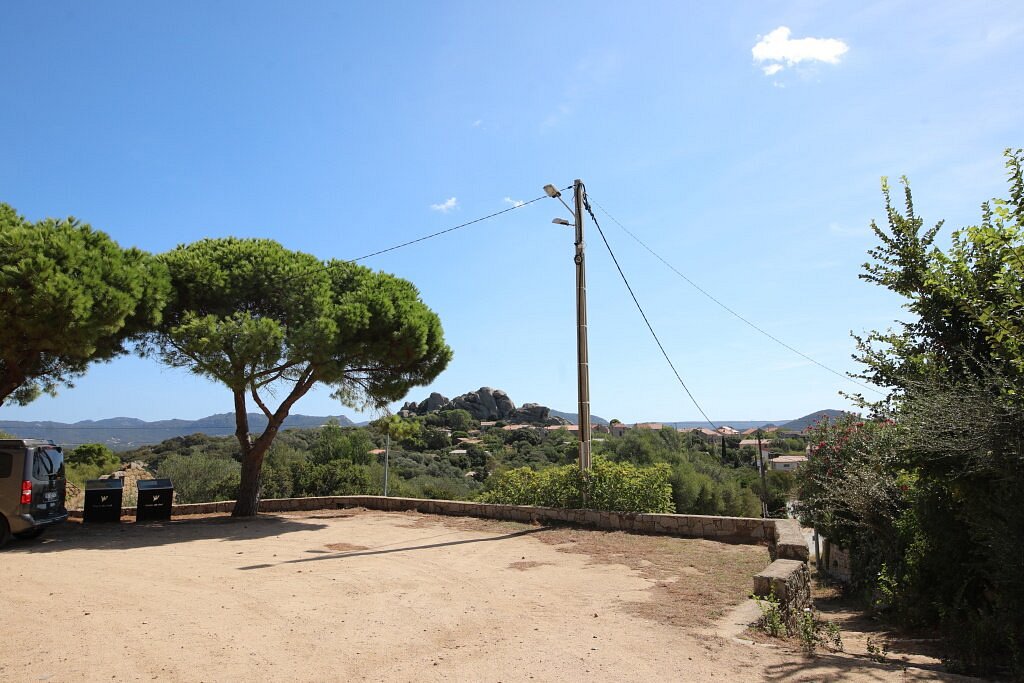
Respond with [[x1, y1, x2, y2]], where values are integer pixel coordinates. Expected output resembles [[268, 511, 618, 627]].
[[0, 509, 978, 682]]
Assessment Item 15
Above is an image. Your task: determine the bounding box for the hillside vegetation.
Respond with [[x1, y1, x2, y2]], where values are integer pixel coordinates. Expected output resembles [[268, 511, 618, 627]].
[[105, 412, 796, 517]]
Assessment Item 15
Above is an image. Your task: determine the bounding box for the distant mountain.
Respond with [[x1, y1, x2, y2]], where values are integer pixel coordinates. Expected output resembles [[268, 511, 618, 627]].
[[0, 413, 355, 451], [548, 409, 609, 426], [778, 409, 854, 433], [659, 420, 785, 430]]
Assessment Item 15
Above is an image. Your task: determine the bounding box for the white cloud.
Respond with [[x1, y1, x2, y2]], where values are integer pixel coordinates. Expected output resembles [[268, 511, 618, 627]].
[[430, 197, 458, 213], [828, 221, 869, 237], [503, 197, 524, 208], [472, 119, 483, 127], [752, 26, 848, 76], [542, 103, 572, 130]]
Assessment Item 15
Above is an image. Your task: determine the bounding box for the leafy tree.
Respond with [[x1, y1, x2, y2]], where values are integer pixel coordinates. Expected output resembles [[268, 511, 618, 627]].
[[153, 238, 451, 516], [259, 444, 307, 499], [464, 443, 490, 481], [854, 150, 1024, 396], [811, 149, 1024, 674], [65, 443, 122, 484], [311, 421, 374, 465], [67, 443, 119, 469], [0, 204, 169, 406], [370, 415, 421, 445], [421, 425, 452, 450], [437, 409, 475, 432]]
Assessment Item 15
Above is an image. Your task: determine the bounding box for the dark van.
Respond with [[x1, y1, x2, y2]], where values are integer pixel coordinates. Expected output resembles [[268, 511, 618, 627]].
[[0, 438, 68, 547]]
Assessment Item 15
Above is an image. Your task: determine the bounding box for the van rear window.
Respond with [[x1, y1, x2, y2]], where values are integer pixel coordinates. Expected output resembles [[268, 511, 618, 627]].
[[32, 448, 64, 479], [0, 451, 11, 478]]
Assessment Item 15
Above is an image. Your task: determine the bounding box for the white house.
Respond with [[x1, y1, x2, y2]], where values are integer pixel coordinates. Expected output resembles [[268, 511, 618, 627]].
[[770, 454, 808, 471]]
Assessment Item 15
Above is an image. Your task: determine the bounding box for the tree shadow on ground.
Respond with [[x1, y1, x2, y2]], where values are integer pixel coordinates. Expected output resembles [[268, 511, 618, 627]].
[[791, 574, 982, 682], [2, 515, 328, 554], [761, 652, 957, 682], [238, 526, 552, 571]]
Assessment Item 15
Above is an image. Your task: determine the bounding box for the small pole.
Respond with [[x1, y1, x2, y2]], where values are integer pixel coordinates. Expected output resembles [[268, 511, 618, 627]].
[[756, 429, 769, 518], [384, 432, 390, 497], [573, 179, 592, 472], [814, 528, 821, 572]]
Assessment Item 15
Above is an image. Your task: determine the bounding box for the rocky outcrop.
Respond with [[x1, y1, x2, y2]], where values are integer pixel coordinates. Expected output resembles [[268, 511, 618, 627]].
[[401, 392, 450, 415], [507, 403, 552, 424], [447, 387, 514, 420], [399, 388, 563, 425]]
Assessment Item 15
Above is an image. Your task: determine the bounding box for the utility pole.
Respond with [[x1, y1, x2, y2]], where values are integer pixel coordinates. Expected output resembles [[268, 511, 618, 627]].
[[544, 180, 591, 472], [573, 179, 592, 472], [384, 432, 390, 497], [756, 429, 768, 518]]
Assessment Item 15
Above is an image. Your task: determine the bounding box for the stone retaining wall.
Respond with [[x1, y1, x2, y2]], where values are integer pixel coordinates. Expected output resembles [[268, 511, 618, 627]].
[[771, 518, 809, 562], [752, 559, 813, 625], [70, 494, 808, 558], [70, 495, 812, 607]]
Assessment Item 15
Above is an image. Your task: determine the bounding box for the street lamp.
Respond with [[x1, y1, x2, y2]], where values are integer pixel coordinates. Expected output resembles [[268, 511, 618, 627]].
[[545, 179, 591, 472]]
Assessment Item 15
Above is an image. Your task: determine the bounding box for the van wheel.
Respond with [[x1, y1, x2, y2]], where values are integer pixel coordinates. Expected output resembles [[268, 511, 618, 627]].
[[0, 516, 10, 549], [14, 527, 44, 540]]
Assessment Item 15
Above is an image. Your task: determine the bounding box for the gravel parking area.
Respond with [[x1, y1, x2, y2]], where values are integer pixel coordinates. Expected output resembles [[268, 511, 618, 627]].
[[0, 509, 968, 681]]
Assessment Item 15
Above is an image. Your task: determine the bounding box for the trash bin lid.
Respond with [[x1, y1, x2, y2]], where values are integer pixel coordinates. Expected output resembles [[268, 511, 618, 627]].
[[85, 478, 124, 491], [137, 478, 173, 491]]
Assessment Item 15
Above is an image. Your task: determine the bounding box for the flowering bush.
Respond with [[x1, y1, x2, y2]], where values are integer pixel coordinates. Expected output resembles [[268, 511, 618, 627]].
[[796, 415, 925, 617], [797, 415, 907, 548]]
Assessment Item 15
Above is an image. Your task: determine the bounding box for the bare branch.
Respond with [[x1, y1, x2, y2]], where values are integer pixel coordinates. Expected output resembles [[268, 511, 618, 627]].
[[250, 383, 273, 420]]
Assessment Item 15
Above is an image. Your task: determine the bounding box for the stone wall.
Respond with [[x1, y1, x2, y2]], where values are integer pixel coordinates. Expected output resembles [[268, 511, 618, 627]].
[[70, 495, 812, 607], [752, 559, 812, 624], [70, 495, 808, 557], [771, 518, 809, 561], [819, 537, 851, 582]]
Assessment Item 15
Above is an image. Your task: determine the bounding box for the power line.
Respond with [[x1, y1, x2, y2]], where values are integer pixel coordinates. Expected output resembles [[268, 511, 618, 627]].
[[279, 190, 565, 286], [579, 186, 718, 430], [346, 194, 551, 263], [588, 196, 884, 396]]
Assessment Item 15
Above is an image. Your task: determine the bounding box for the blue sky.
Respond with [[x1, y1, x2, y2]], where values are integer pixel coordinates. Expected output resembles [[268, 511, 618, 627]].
[[2, 1, 1021, 425]]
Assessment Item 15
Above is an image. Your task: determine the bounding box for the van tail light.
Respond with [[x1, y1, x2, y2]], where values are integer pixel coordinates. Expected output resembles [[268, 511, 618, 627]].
[[21, 480, 32, 505]]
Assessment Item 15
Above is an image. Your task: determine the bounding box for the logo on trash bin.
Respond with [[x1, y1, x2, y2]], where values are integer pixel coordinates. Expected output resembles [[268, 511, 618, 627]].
[[101, 495, 109, 503], [153, 494, 161, 502]]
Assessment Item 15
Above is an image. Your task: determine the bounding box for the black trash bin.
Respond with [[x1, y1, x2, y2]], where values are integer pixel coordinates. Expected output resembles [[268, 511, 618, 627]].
[[83, 479, 123, 523], [136, 479, 173, 522]]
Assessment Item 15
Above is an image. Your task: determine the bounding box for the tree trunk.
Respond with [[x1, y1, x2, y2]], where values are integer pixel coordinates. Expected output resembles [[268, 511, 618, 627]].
[[233, 439, 272, 517], [0, 357, 26, 406], [230, 371, 318, 517], [231, 389, 259, 517]]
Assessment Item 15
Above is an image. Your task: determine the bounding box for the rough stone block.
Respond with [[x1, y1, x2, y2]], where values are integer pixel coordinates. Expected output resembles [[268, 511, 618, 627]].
[[753, 559, 812, 619], [773, 519, 809, 561]]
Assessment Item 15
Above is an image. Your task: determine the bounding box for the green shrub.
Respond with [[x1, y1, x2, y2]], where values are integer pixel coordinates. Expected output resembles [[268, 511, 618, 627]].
[[479, 457, 673, 513], [292, 460, 372, 497], [753, 590, 843, 655], [753, 589, 787, 638], [65, 443, 121, 485], [157, 453, 240, 503]]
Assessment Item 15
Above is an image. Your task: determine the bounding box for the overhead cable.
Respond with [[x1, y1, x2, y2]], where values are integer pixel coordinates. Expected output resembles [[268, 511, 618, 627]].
[[588, 196, 883, 396], [347, 193, 552, 264], [580, 186, 719, 430], [279, 190, 566, 286]]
